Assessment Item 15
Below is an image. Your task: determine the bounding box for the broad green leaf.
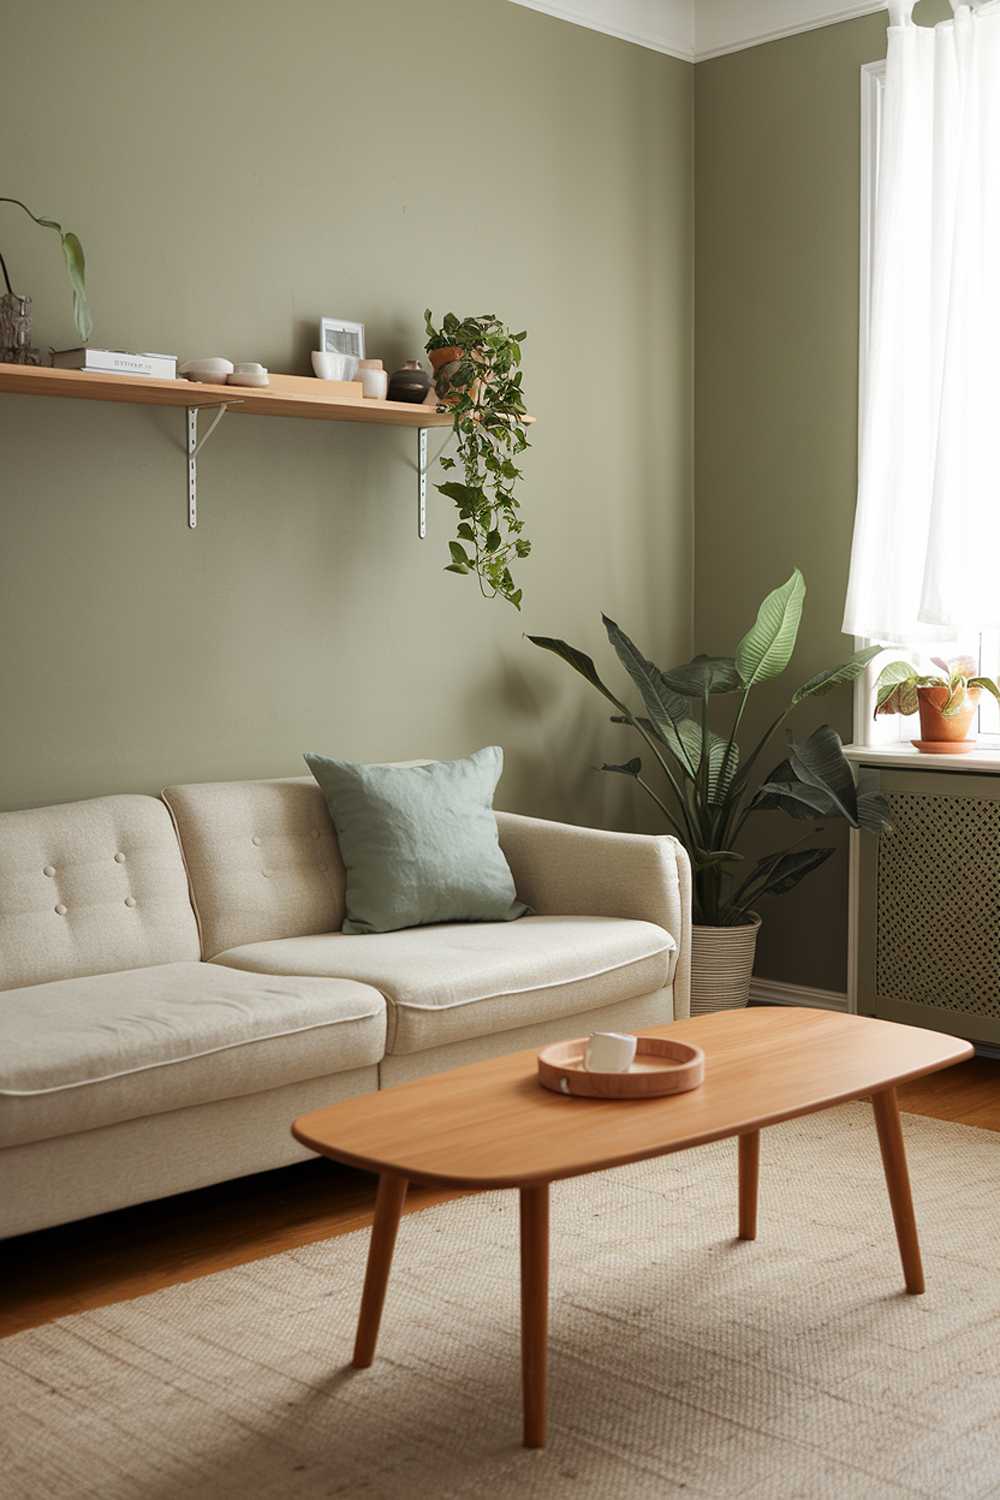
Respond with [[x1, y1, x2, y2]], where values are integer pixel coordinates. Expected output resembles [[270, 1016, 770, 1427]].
[[873, 659, 916, 715], [857, 790, 892, 832], [734, 847, 834, 907], [602, 617, 687, 721], [792, 644, 882, 704], [787, 725, 858, 823], [752, 770, 840, 820], [602, 616, 697, 771], [940, 681, 967, 717], [448, 540, 471, 566], [969, 676, 1000, 704], [735, 569, 806, 687], [610, 710, 701, 779], [897, 680, 920, 716], [527, 635, 627, 712], [706, 731, 740, 805], [659, 655, 742, 698]]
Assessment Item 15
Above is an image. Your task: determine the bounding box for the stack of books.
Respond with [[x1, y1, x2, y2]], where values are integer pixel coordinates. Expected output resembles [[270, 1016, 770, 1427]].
[[50, 348, 178, 379]]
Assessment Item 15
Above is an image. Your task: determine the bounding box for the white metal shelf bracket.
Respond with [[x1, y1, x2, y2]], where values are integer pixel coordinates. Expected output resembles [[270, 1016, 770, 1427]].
[[186, 403, 238, 529], [416, 426, 455, 540], [417, 427, 429, 539]]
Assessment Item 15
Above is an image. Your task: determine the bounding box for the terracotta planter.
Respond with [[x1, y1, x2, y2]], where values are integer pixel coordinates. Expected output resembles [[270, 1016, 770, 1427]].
[[689, 914, 762, 1015], [915, 684, 980, 751], [428, 343, 481, 405]]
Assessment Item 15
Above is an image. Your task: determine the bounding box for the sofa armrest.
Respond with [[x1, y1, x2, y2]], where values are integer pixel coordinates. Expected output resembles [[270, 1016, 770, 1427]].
[[495, 812, 692, 1020]]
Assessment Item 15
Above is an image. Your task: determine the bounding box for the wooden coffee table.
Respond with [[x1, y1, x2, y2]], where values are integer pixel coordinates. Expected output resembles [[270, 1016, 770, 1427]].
[[292, 1008, 971, 1448]]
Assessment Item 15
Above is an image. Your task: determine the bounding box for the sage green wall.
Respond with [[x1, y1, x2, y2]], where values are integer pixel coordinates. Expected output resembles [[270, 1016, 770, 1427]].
[[0, 0, 693, 823], [694, 2, 950, 992]]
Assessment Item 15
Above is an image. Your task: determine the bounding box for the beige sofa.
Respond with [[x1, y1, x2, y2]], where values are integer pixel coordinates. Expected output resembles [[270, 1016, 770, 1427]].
[[0, 777, 692, 1238]]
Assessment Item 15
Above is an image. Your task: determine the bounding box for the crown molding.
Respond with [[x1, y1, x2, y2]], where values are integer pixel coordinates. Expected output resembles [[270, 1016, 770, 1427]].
[[507, 1, 889, 63], [506, 1, 696, 61], [695, 2, 888, 61]]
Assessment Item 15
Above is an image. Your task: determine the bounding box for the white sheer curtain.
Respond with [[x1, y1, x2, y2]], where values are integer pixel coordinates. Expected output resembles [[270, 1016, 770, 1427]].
[[843, 1, 1000, 644]]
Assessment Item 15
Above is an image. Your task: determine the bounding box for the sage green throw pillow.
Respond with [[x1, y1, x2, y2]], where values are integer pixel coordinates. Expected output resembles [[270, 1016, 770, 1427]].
[[304, 746, 526, 935]]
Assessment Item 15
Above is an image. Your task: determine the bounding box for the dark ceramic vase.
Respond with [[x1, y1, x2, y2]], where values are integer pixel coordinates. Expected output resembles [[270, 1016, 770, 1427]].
[[387, 359, 432, 404]]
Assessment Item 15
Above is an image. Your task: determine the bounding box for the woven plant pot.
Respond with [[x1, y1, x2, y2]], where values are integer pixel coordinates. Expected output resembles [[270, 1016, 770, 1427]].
[[689, 914, 762, 1015]]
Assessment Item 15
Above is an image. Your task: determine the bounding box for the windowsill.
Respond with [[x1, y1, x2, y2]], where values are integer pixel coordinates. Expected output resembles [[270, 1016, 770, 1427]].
[[844, 742, 1000, 772]]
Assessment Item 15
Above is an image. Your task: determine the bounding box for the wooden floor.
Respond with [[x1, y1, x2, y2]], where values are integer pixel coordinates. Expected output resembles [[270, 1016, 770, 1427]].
[[3, 1054, 998, 1340]]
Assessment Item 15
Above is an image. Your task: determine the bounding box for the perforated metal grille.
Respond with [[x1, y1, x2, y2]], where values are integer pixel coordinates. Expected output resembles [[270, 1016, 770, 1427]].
[[876, 791, 1000, 1018]]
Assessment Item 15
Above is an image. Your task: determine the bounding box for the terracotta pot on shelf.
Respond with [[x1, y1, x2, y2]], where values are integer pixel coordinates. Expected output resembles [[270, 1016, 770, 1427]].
[[428, 343, 481, 405], [913, 684, 980, 754]]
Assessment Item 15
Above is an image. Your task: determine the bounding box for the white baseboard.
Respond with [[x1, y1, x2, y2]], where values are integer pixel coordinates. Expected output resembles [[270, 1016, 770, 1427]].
[[749, 978, 850, 1012]]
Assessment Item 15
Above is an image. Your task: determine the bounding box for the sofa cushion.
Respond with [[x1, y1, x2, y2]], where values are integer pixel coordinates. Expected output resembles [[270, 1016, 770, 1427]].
[[162, 778, 346, 957], [0, 794, 200, 992], [211, 915, 675, 1056], [0, 962, 386, 1147], [304, 747, 524, 934]]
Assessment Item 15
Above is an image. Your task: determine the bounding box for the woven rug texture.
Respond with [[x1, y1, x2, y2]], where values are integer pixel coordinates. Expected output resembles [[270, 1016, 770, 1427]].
[[2, 1102, 999, 1499]]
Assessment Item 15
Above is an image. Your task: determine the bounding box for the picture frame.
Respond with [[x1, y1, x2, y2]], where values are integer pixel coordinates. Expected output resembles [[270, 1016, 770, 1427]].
[[320, 317, 366, 360]]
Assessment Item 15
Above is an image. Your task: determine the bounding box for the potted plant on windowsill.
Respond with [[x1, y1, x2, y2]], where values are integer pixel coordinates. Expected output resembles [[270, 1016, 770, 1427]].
[[424, 310, 531, 610], [528, 570, 892, 1013], [873, 655, 1000, 752]]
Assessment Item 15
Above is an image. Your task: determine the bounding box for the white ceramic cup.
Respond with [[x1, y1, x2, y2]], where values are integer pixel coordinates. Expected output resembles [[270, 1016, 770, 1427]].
[[584, 1032, 637, 1073], [312, 350, 359, 381]]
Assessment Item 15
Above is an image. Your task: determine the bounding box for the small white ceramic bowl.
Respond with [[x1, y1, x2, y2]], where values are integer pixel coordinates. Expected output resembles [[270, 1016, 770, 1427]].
[[179, 357, 234, 384], [228, 363, 269, 387], [312, 350, 359, 381]]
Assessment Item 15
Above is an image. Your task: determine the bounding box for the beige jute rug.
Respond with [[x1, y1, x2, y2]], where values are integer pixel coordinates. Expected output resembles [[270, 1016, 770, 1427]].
[[2, 1102, 999, 1500]]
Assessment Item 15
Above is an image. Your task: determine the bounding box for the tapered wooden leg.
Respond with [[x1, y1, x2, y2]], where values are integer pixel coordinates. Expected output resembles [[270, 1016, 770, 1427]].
[[353, 1172, 408, 1367], [738, 1131, 760, 1241], [872, 1087, 925, 1295], [520, 1183, 550, 1449]]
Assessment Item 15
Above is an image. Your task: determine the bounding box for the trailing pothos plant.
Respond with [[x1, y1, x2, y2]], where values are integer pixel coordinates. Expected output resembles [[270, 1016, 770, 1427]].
[[873, 654, 1000, 718], [424, 310, 530, 609], [1, 197, 92, 342], [528, 569, 892, 927]]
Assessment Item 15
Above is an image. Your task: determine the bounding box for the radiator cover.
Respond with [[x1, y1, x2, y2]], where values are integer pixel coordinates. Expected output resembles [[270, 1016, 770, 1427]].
[[858, 766, 1000, 1045]]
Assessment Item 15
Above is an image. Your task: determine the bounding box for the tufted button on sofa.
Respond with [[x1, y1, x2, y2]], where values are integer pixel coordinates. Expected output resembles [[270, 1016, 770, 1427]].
[[0, 778, 691, 1238]]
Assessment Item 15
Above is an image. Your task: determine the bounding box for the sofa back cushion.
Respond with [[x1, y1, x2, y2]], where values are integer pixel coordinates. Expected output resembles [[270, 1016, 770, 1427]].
[[0, 794, 200, 991], [162, 778, 345, 958]]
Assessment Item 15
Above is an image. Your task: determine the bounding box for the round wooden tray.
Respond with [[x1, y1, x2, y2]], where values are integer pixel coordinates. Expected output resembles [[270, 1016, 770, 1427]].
[[537, 1034, 705, 1100]]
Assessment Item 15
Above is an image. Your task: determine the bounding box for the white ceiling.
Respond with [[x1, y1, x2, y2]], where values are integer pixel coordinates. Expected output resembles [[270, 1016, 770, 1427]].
[[508, 0, 888, 62]]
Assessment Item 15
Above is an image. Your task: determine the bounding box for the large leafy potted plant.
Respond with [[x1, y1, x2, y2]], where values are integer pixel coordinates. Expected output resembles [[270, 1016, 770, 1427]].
[[874, 655, 1000, 752], [528, 570, 892, 1012], [424, 310, 531, 610]]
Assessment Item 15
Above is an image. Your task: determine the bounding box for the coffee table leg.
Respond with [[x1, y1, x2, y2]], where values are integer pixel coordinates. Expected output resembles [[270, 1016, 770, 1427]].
[[353, 1171, 408, 1368], [738, 1131, 760, 1241], [871, 1087, 925, 1295], [520, 1182, 550, 1449]]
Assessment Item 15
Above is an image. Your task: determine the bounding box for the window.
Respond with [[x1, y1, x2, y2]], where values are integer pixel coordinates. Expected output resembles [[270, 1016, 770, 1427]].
[[854, 60, 1000, 748]]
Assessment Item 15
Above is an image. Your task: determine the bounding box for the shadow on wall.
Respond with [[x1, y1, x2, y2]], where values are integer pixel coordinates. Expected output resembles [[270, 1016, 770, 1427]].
[[478, 647, 657, 836]]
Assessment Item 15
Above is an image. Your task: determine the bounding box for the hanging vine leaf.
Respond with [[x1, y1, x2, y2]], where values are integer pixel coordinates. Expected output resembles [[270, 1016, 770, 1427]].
[[425, 310, 530, 609]]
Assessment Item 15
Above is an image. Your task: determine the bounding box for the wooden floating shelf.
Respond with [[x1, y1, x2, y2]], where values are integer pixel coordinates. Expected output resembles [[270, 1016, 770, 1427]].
[[0, 361, 534, 535], [0, 362, 455, 428]]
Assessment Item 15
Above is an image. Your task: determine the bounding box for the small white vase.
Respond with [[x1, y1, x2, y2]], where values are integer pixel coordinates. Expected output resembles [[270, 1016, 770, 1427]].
[[357, 358, 388, 399], [689, 914, 762, 1014]]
